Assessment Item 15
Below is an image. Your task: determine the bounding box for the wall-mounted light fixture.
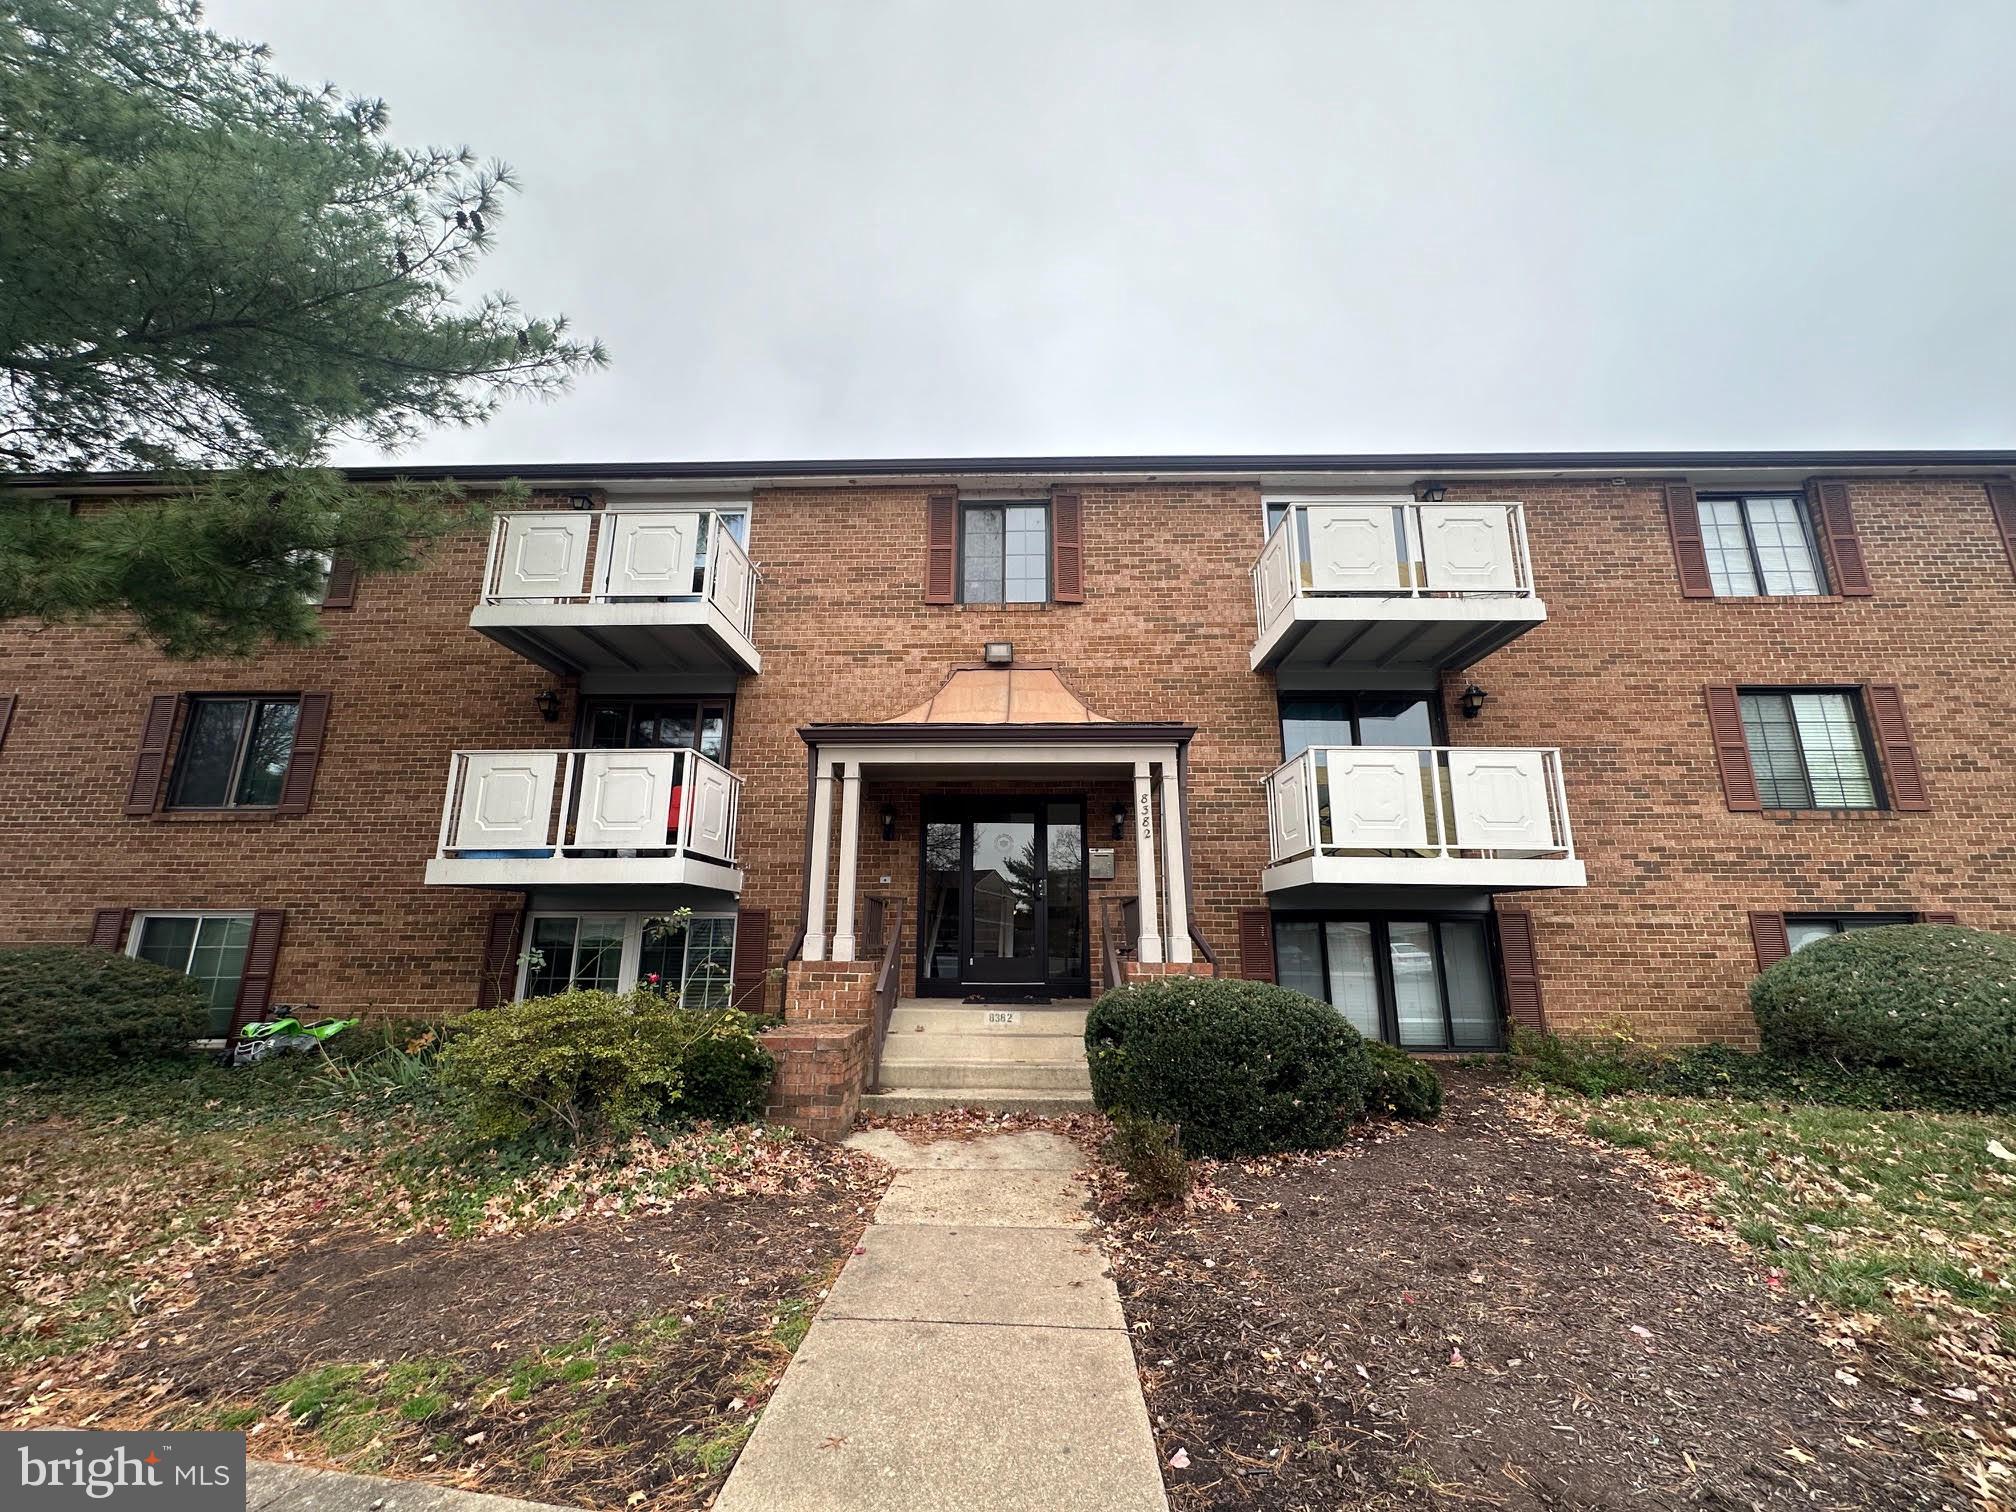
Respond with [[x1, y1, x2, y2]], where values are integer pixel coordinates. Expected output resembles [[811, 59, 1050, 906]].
[[534, 689, 562, 723], [881, 804, 896, 841], [1111, 803, 1128, 840], [983, 641, 1014, 666], [565, 490, 597, 511], [1419, 483, 1448, 503], [1459, 683, 1489, 720]]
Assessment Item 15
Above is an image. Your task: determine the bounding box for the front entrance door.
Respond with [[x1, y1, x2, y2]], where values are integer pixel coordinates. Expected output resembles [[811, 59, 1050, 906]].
[[919, 798, 1088, 997]]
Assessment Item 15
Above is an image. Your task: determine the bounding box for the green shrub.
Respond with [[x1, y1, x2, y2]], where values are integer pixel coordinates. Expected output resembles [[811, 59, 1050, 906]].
[[1653, 1043, 1990, 1112], [1749, 924, 2016, 1109], [0, 946, 208, 1077], [1103, 1109, 1191, 1207], [1084, 978, 1371, 1157], [1364, 1042, 1444, 1120], [678, 1010, 775, 1124], [1510, 1024, 1667, 1097]]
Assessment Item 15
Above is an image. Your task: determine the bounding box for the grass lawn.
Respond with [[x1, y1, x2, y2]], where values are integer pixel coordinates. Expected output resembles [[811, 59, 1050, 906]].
[[0, 1052, 887, 1508], [1556, 1091, 2015, 1501]]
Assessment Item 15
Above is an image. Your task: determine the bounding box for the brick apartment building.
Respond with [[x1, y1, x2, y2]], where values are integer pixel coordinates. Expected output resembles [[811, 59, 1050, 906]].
[[3, 452, 2012, 1129]]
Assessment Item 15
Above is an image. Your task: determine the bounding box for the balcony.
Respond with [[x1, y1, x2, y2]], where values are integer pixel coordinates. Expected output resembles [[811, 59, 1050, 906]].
[[424, 747, 744, 892], [1251, 500, 1545, 671], [469, 509, 760, 675], [1263, 745, 1585, 893]]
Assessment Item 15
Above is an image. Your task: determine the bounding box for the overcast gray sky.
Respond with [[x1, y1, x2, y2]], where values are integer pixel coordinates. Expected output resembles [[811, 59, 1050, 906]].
[[205, 0, 2016, 465]]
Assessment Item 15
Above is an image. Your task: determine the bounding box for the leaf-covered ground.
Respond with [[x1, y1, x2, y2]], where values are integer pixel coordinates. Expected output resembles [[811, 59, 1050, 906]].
[[1098, 1069, 2005, 1511], [1527, 1087, 2016, 1506], [0, 1058, 890, 1507]]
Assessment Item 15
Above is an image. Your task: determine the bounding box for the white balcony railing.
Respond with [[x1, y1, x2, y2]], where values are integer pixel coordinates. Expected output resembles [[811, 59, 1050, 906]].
[[479, 509, 756, 643], [1252, 500, 1535, 644], [1265, 745, 1574, 866], [436, 747, 741, 867]]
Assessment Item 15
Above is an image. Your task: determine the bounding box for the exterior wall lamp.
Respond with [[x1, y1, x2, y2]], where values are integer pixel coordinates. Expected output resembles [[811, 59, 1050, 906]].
[[1459, 683, 1488, 720], [534, 689, 562, 722], [983, 641, 1014, 666], [881, 804, 896, 841], [565, 491, 597, 511], [1112, 803, 1128, 839], [1419, 483, 1448, 503]]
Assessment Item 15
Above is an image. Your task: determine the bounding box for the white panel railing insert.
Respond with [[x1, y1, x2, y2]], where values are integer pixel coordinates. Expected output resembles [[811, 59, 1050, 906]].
[[1250, 500, 1534, 637], [437, 748, 742, 866], [479, 510, 756, 639], [1264, 745, 1574, 865]]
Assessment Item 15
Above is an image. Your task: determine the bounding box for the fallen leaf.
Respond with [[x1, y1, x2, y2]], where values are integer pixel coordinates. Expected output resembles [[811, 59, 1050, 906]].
[[1168, 1448, 1190, 1470]]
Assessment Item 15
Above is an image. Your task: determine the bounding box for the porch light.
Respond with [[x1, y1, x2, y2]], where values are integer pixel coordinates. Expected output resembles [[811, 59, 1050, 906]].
[[1459, 683, 1488, 720], [881, 804, 896, 841], [534, 688, 562, 722], [565, 490, 597, 511], [1112, 803, 1128, 840], [1419, 483, 1448, 503], [983, 641, 1014, 665]]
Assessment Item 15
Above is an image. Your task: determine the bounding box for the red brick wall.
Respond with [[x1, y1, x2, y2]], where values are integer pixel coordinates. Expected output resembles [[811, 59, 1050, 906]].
[[2, 475, 2011, 1045]]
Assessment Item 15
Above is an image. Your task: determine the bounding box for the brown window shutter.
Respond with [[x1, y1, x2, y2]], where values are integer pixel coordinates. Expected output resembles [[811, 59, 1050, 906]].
[[1236, 907, 1276, 983], [0, 693, 14, 753], [1496, 908, 1545, 1029], [476, 906, 524, 1010], [1987, 478, 2016, 580], [227, 909, 286, 1039], [1703, 686, 1762, 811], [275, 693, 332, 815], [125, 694, 180, 816], [1050, 490, 1085, 603], [321, 557, 359, 609], [1917, 910, 1959, 925], [1749, 911, 1791, 971], [1806, 478, 1874, 596], [88, 907, 132, 951], [1863, 683, 1930, 811], [732, 907, 773, 1015], [924, 490, 958, 604], [1664, 482, 1716, 598]]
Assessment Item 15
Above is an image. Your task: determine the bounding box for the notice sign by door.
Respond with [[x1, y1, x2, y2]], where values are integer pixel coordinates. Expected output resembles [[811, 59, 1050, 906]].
[[984, 1009, 1022, 1027]]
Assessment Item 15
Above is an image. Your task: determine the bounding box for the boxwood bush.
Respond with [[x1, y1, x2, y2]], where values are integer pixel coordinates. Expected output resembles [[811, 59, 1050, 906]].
[[0, 945, 208, 1077], [1749, 924, 2016, 1109], [1364, 1040, 1444, 1120], [1085, 978, 1372, 1156], [438, 989, 774, 1140]]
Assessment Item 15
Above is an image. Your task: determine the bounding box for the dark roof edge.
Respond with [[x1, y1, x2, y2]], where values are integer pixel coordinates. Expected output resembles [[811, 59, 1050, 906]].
[[798, 721, 1196, 747], [11, 449, 2016, 490]]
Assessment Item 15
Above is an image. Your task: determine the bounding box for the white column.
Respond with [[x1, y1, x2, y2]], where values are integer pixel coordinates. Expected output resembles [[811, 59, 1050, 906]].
[[1160, 756, 1191, 964], [832, 764, 864, 962], [804, 756, 835, 961], [1133, 761, 1163, 964]]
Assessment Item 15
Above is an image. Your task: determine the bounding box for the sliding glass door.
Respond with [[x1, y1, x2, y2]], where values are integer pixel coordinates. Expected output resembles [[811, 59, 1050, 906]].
[[1275, 913, 1502, 1050]]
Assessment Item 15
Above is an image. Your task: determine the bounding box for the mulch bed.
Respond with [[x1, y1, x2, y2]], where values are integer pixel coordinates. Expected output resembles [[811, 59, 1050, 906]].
[[1098, 1069, 1969, 1511], [33, 1158, 889, 1510]]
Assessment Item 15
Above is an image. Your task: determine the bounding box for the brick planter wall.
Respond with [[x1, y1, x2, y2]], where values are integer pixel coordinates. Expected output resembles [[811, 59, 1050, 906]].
[[758, 1021, 872, 1140]]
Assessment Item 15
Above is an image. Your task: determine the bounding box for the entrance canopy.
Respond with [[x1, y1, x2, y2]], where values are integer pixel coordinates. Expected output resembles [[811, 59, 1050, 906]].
[[798, 667, 1196, 969]]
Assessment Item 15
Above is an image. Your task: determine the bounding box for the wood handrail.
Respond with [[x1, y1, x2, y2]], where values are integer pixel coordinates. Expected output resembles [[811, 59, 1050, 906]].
[[867, 897, 906, 1093], [1100, 893, 1139, 993]]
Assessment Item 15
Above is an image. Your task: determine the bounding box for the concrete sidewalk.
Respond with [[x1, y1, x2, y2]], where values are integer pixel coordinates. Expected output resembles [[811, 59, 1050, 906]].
[[714, 1129, 1167, 1512], [245, 1460, 581, 1512]]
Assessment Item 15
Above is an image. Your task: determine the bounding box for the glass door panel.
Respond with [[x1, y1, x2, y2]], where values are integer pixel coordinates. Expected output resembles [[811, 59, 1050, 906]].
[[921, 820, 963, 986], [1044, 802, 1086, 982], [1440, 918, 1497, 1048], [968, 808, 1042, 984], [1324, 921, 1382, 1038], [1389, 921, 1446, 1047]]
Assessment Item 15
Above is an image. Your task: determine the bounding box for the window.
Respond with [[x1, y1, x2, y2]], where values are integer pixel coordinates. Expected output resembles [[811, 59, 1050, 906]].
[[130, 913, 252, 1036], [1698, 495, 1827, 597], [1279, 692, 1438, 760], [1738, 691, 1881, 809], [167, 697, 299, 809], [1274, 914, 1500, 1050], [960, 502, 1048, 604], [520, 912, 738, 1005], [583, 697, 731, 763], [1786, 913, 1914, 952]]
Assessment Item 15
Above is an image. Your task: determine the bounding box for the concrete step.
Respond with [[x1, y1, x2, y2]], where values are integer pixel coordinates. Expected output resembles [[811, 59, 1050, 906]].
[[861, 1088, 1098, 1116], [871, 1058, 1092, 1092], [880, 1030, 1087, 1064], [887, 1003, 1089, 1037]]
